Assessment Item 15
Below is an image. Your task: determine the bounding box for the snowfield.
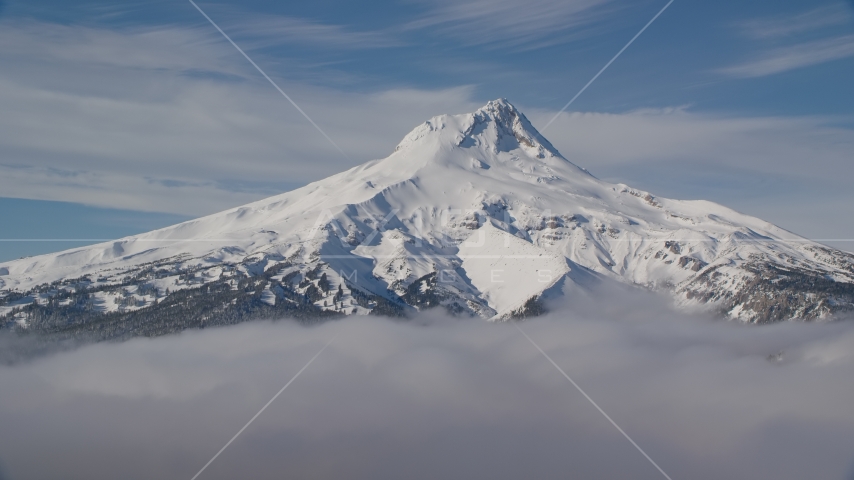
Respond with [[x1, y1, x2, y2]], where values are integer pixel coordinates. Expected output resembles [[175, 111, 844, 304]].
[[1, 99, 853, 332]]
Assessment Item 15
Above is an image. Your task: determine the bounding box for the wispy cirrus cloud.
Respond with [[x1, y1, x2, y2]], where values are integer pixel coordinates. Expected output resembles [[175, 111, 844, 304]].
[[719, 4, 854, 78], [0, 20, 242, 75], [209, 9, 403, 50], [404, 0, 615, 49], [0, 20, 480, 215], [3, 16, 854, 246], [718, 34, 854, 78], [0, 164, 272, 216], [735, 4, 852, 39]]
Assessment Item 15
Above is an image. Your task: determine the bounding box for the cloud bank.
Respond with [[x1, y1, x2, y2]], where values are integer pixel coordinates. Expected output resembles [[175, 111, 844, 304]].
[[0, 287, 853, 479]]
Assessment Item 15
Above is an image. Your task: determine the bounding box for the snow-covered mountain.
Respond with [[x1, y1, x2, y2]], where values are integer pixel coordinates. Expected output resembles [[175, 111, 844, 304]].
[[2, 99, 853, 339]]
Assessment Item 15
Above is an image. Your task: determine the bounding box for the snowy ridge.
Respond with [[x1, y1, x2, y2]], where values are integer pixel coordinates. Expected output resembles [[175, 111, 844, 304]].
[[2, 99, 853, 334]]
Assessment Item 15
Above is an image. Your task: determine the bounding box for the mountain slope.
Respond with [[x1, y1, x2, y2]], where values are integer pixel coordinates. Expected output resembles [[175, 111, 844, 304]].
[[2, 99, 853, 338]]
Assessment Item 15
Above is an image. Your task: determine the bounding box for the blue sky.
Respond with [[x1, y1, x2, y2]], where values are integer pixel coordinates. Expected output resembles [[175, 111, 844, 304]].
[[1, 0, 853, 260]]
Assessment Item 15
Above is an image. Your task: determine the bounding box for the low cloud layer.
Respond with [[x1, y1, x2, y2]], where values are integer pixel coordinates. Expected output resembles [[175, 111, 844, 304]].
[[1, 287, 853, 480]]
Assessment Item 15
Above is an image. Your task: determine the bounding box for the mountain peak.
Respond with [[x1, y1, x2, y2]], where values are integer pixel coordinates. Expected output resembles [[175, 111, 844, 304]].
[[477, 97, 518, 116], [476, 97, 523, 119], [4, 99, 853, 331], [470, 98, 561, 159], [394, 98, 562, 161]]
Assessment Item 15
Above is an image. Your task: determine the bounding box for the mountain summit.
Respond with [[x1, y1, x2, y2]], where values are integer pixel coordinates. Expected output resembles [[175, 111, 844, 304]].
[[393, 98, 564, 161], [2, 100, 853, 339]]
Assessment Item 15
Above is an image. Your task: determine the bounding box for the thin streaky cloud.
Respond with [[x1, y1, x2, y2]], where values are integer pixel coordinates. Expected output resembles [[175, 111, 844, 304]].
[[736, 4, 852, 39], [404, 0, 614, 48], [0, 20, 244, 75], [718, 34, 854, 78], [211, 10, 402, 50]]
